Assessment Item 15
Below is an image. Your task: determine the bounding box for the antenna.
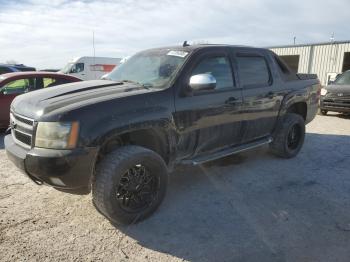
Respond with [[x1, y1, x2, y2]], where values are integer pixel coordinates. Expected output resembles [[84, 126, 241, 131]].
[[92, 31, 96, 58], [293, 36, 296, 45], [93, 31, 96, 78]]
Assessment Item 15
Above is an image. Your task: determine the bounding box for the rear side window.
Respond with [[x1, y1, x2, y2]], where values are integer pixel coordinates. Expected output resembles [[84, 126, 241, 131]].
[[0, 66, 12, 74], [43, 78, 57, 88], [236, 56, 270, 87], [273, 55, 298, 81], [43, 77, 72, 88], [192, 56, 234, 90]]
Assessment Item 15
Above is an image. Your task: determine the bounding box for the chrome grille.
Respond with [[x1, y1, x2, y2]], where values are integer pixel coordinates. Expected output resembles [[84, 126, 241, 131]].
[[10, 112, 34, 148]]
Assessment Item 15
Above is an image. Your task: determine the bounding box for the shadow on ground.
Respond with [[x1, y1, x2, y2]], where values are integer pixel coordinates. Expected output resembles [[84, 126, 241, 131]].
[[116, 133, 350, 262]]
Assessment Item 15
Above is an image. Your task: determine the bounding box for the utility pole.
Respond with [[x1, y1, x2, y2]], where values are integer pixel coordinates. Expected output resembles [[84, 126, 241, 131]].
[[93, 31, 96, 78], [93, 31, 96, 58], [293, 36, 296, 45]]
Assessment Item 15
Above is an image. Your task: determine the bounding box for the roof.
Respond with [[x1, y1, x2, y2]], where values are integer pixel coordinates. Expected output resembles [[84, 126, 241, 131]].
[[0, 71, 81, 80], [142, 44, 259, 53], [268, 40, 350, 49], [0, 63, 35, 69]]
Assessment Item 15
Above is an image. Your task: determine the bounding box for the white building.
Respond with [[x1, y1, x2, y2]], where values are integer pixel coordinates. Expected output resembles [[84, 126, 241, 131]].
[[270, 40, 350, 86]]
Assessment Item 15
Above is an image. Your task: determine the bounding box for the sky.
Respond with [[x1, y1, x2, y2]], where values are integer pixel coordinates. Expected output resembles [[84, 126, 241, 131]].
[[0, 0, 349, 69]]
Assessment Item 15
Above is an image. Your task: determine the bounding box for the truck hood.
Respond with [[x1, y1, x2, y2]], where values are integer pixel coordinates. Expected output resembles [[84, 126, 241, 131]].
[[326, 84, 350, 94], [11, 80, 156, 119]]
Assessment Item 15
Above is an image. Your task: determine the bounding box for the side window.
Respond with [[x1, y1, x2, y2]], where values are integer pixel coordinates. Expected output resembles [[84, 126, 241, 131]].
[[273, 55, 298, 81], [43, 78, 57, 88], [70, 63, 84, 73], [191, 56, 234, 90], [236, 56, 270, 87], [0, 66, 12, 75], [1, 78, 34, 95]]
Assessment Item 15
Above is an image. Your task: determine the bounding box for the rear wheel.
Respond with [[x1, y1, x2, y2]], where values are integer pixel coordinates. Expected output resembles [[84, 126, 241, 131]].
[[269, 113, 305, 158], [92, 145, 168, 225]]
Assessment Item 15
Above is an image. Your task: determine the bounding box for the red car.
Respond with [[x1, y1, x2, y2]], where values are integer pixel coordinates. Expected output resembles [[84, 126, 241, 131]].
[[0, 72, 81, 129]]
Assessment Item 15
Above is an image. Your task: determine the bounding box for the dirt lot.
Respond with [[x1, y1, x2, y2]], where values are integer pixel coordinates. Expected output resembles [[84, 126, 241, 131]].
[[0, 113, 350, 262]]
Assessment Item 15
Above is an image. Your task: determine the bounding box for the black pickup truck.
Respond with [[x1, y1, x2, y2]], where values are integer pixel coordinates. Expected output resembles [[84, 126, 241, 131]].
[[5, 44, 320, 224]]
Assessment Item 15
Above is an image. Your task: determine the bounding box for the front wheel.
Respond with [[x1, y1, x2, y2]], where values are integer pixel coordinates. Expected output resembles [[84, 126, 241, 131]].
[[92, 145, 168, 225], [269, 113, 305, 158]]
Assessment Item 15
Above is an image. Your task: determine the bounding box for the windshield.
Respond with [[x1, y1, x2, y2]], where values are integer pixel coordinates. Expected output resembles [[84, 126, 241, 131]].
[[334, 71, 350, 85], [107, 49, 189, 89], [60, 63, 74, 74]]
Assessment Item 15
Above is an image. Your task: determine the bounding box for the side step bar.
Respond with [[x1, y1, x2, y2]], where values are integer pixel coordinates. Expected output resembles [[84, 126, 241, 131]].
[[180, 137, 273, 166]]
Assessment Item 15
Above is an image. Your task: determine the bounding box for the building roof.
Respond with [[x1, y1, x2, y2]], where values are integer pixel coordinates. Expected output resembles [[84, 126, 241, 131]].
[[268, 40, 350, 49]]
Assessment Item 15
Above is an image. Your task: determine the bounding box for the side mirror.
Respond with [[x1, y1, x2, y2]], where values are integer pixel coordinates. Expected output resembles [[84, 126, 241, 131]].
[[189, 73, 216, 91]]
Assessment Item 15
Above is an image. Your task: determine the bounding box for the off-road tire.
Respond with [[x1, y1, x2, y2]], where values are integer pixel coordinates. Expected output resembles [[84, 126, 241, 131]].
[[269, 113, 305, 158], [92, 145, 168, 225]]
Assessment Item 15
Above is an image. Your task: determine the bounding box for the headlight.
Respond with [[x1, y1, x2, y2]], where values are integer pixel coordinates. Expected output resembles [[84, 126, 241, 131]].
[[320, 88, 328, 96], [35, 122, 79, 149]]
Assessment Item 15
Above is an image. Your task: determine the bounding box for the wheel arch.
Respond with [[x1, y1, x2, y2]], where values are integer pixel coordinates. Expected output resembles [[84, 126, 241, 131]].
[[286, 101, 307, 120], [95, 126, 172, 166]]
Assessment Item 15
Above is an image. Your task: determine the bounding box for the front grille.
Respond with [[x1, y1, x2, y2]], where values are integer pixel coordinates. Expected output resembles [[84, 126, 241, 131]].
[[14, 130, 32, 145], [323, 99, 350, 109], [10, 112, 34, 148]]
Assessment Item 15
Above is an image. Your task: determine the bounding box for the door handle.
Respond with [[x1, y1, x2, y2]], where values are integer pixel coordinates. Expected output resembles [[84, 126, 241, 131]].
[[225, 97, 239, 105]]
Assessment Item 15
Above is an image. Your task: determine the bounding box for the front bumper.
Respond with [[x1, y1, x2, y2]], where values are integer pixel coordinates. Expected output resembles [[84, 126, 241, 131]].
[[320, 96, 350, 113], [5, 134, 98, 194]]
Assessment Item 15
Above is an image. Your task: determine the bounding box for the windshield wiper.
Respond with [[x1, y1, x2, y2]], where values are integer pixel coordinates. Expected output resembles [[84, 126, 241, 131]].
[[120, 80, 152, 89]]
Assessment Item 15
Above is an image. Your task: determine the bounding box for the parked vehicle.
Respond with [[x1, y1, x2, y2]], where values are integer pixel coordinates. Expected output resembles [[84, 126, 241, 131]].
[[60, 56, 121, 80], [320, 70, 350, 115], [40, 69, 60, 72], [0, 64, 36, 75], [0, 72, 81, 129], [5, 44, 320, 224]]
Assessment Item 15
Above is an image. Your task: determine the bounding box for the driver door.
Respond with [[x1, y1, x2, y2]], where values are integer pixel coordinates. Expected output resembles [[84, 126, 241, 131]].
[[174, 49, 243, 159]]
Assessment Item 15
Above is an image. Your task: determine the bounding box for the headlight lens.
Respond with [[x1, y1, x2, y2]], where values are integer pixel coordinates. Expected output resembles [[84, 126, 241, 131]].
[[320, 88, 328, 96], [35, 122, 79, 149]]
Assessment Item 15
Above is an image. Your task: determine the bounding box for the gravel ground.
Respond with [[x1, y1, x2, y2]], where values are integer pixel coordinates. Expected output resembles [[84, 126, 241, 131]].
[[0, 113, 350, 262]]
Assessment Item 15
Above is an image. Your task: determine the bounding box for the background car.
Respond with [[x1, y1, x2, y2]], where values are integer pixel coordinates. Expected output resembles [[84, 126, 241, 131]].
[[0, 72, 81, 129], [319, 70, 350, 115], [0, 64, 36, 75]]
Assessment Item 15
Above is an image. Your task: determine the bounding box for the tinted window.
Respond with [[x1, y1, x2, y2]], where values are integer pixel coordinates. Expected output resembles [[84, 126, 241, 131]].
[[236, 56, 270, 87], [273, 55, 298, 81], [16, 67, 36, 72], [192, 56, 234, 90], [0, 66, 12, 75]]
